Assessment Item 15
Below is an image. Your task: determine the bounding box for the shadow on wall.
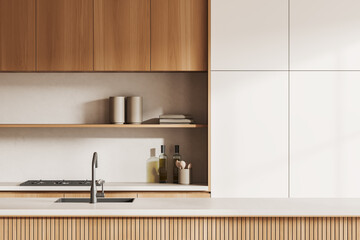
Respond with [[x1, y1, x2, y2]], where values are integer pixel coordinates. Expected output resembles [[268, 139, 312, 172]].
[[83, 98, 109, 123], [142, 118, 160, 124]]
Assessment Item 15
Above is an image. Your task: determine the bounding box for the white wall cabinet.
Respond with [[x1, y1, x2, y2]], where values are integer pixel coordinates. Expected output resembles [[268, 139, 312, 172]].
[[290, 72, 360, 197], [211, 71, 288, 198], [290, 0, 360, 70], [211, 0, 288, 70]]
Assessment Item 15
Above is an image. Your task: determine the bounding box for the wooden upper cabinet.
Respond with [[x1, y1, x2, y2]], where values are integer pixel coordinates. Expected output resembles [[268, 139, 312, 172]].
[[94, 0, 150, 71], [36, 0, 94, 71], [151, 0, 208, 71], [0, 0, 35, 71], [0, 0, 207, 72]]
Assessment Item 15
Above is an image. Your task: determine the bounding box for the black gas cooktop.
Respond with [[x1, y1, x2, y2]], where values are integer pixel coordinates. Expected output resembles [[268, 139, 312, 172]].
[[20, 180, 100, 186]]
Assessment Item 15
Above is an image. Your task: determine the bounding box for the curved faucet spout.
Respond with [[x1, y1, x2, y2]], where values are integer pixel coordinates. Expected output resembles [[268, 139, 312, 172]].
[[92, 152, 98, 168], [90, 152, 98, 203]]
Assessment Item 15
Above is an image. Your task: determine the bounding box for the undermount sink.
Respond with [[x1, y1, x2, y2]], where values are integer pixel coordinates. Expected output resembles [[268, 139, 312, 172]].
[[55, 198, 134, 203]]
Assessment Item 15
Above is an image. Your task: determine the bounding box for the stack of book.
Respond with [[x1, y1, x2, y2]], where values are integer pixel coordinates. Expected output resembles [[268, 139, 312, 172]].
[[159, 114, 194, 124]]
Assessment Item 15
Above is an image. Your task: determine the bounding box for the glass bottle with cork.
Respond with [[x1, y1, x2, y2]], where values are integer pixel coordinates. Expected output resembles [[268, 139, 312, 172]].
[[172, 145, 182, 183], [146, 148, 159, 183]]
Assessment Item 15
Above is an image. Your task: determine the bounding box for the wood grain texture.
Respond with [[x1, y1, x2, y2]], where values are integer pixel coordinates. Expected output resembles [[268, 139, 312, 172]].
[[207, 0, 211, 193], [36, 0, 93, 71], [94, 0, 150, 71], [137, 192, 211, 198], [0, 0, 35, 71], [0, 192, 64, 198], [151, 0, 208, 71], [64, 192, 137, 198], [0, 124, 208, 128], [0, 217, 358, 240], [0, 191, 209, 199]]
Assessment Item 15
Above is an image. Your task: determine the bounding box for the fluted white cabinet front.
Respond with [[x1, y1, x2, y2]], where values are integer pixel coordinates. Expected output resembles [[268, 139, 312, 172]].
[[211, 71, 288, 198], [211, 0, 288, 70]]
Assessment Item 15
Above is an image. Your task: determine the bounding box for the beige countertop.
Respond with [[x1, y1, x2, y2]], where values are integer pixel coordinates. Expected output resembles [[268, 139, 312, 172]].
[[0, 198, 360, 217], [0, 182, 208, 192]]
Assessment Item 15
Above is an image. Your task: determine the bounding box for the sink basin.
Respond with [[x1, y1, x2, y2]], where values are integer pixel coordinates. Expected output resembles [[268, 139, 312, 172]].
[[55, 198, 134, 203]]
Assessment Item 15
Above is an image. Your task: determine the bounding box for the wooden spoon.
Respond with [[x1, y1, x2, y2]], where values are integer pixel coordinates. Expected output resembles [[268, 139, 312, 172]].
[[175, 160, 182, 169], [180, 161, 186, 169]]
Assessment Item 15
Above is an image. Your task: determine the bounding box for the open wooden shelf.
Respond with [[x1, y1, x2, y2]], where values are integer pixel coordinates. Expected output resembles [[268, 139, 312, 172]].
[[0, 124, 207, 128]]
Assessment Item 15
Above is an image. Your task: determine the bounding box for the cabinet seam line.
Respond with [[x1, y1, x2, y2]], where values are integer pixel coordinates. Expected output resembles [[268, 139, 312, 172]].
[[288, 0, 291, 199]]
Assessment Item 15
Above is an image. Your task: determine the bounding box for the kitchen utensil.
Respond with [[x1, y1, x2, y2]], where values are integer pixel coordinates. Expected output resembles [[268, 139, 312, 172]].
[[187, 163, 192, 169], [178, 169, 190, 185], [180, 161, 186, 169], [175, 160, 182, 169]]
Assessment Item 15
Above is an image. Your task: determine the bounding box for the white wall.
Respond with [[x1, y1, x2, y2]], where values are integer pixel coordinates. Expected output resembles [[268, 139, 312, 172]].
[[0, 73, 208, 183]]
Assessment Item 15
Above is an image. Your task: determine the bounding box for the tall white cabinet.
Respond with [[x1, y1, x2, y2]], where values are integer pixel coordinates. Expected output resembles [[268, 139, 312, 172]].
[[211, 72, 288, 197], [211, 0, 288, 197], [289, 0, 360, 197], [211, 0, 288, 71], [290, 72, 360, 197], [211, 0, 360, 198], [290, 0, 360, 70]]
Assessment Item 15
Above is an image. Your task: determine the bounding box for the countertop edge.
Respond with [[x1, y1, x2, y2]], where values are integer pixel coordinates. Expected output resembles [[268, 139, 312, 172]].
[[1, 198, 360, 217], [0, 182, 209, 192]]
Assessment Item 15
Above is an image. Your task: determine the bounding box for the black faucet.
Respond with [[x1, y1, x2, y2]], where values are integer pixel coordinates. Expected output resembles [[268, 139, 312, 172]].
[[90, 152, 98, 204]]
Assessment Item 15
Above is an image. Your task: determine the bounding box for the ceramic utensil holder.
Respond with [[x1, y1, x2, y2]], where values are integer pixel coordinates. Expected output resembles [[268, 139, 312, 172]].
[[126, 96, 143, 124], [178, 169, 190, 185], [109, 96, 125, 124]]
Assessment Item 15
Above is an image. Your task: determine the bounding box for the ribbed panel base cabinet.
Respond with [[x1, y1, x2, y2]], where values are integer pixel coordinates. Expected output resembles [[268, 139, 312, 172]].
[[0, 217, 358, 239]]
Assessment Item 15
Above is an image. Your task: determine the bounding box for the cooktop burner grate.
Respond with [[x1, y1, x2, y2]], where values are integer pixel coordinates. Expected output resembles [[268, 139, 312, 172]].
[[20, 180, 100, 186]]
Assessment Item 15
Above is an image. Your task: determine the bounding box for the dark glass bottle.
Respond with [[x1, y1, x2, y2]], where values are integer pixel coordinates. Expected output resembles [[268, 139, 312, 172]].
[[159, 145, 168, 183], [172, 145, 181, 183]]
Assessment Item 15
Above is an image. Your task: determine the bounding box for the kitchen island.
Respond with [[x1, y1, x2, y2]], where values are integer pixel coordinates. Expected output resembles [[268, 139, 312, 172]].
[[0, 198, 359, 239]]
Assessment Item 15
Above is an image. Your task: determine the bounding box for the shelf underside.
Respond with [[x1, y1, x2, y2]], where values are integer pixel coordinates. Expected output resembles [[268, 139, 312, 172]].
[[0, 124, 207, 128]]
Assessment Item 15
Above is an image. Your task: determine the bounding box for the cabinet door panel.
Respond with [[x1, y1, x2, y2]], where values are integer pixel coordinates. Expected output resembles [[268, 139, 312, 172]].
[[290, 72, 360, 197], [94, 0, 150, 71], [211, 71, 288, 197], [151, 0, 208, 71], [137, 192, 210, 198], [105, 192, 137, 198], [290, 0, 360, 70], [0, 192, 64, 198], [0, 0, 35, 71], [37, 0, 93, 71], [63, 192, 137, 198], [211, 0, 288, 70]]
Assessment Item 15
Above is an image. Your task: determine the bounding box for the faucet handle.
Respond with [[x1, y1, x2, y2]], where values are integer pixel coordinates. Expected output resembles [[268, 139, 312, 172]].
[[96, 179, 105, 185], [96, 179, 105, 198], [96, 179, 105, 186]]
